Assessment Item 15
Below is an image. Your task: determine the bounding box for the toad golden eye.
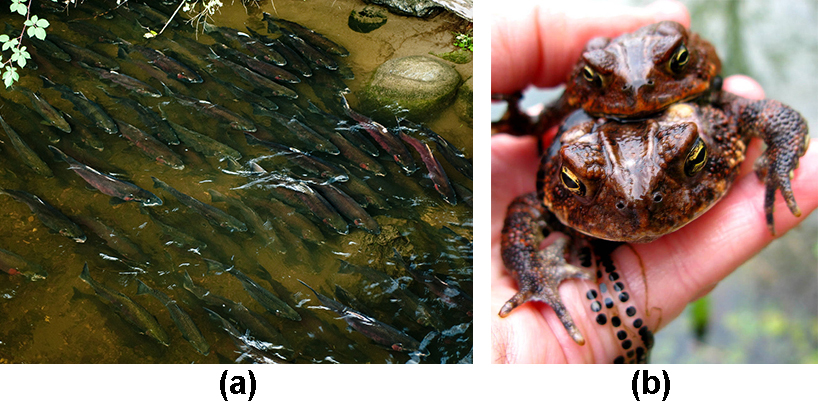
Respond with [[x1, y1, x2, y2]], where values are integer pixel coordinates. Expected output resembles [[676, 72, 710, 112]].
[[560, 166, 587, 196], [684, 137, 708, 176], [582, 66, 603, 88], [669, 44, 689, 73]]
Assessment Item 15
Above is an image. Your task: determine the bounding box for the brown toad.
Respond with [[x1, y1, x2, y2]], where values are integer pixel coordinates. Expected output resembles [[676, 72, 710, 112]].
[[493, 21, 721, 134], [499, 95, 809, 345]]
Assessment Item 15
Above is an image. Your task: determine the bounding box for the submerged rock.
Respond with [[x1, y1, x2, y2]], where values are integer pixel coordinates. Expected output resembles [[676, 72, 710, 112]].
[[361, 55, 460, 121], [364, 0, 443, 18], [349, 6, 388, 33]]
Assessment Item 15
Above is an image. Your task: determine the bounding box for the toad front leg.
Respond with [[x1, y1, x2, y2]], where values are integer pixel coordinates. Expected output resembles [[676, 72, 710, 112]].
[[723, 93, 810, 235], [499, 192, 595, 345]]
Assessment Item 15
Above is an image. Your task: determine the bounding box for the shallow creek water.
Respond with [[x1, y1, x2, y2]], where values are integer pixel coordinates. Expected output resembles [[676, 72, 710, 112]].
[[0, 0, 473, 364]]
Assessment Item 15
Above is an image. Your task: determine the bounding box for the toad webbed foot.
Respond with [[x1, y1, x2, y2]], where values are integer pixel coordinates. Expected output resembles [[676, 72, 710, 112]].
[[737, 98, 810, 235], [499, 193, 595, 345]]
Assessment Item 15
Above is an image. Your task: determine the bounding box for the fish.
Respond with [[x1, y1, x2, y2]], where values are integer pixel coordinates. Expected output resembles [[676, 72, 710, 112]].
[[0, 188, 86, 243], [325, 129, 386, 176], [182, 271, 292, 354], [66, 117, 104, 151], [268, 38, 312, 77], [393, 249, 472, 315], [166, 120, 242, 161], [314, 183, 380, 234], [163, 85, 256, 132], [73, 216, 151, 266], [339, 94, 417, 174], [41, 76, 118, 134], [244, 133, 348, 180], [264, 178, 349, 235], [80, 63, 162, 97], [115, 119, 184, 169], [203, 308, 284, 364], [48, 145, 163, 206], [210, 43, 300, 84], [79, 263, 170, 345], [335, 175, 389, 210], [263, 13, 349, 57], [49, 35, 120, 70], [226, 266, 301, 321], [279, 34, 338, 71], [17, 86, 71, 133], [401, 118, 472, 179], [299, 280, 422, 353], [0, 247, 47, 281], [207, 189, 275, 243], [335, 260, 440, 329], [210, 76, 279, 111], [145, 211, 207, 251], [119, 41, 203, 84], [264, 111, 338, 155], [306, 101, 380, 157], [0, 114, 53, 177], [397, 128, 457, 205], [205, 25, 287, 65], [67, 20, 119, 44], [246, 196, 324, 243], [151, 177, 247, 232], [136, 279, 210, 356], [209, 55, 298, 99], [453, 182, 472, 207], [104, 90, 179, 145]]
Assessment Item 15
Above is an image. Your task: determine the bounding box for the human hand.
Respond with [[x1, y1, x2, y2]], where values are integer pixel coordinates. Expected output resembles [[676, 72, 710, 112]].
[[491, 0, 818, 363]]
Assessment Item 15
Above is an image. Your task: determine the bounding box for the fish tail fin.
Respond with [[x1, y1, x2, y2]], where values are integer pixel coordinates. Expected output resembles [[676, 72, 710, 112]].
[[47, 145, 70, 163], [159, 81, 175, 97], [135, 279, 150, 295], [40, 75, 56, 88], [244, 133, 260, 146], [201, 21, 216, 34], [297, 279, 318, 296], [181, 270, 194, 289], [79, 263, 91, 282], [207, 188, 225, 203], [116, 39, 132, 59], [150, 176, 164, 190], [338, 93, 351, 113]]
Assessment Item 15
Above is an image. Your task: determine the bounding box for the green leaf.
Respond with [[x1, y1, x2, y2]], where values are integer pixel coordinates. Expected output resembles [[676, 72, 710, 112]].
[[3, 66, 19, 88], [1, 38, 18, 51], [26, 26, 36, 38], [36, 19, 50, 29], [10, 3, 27, 16], [0, 35, 9, 43]]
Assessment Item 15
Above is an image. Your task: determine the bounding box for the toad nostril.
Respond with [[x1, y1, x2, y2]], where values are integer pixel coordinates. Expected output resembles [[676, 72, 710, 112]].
[[653, 192, 663, 203], [616, 201, 626, 210]]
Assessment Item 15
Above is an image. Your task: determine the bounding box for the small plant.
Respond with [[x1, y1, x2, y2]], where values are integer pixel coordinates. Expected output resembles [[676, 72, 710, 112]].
[[454, 30, 472, 52], [0, 0, 53, 88]]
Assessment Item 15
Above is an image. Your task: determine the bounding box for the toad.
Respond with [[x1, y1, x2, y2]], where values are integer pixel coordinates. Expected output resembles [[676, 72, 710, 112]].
[[496, 21, 810, 349]]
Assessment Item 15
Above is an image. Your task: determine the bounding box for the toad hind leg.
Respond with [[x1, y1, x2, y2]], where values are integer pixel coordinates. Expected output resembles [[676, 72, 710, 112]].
[[500, 193, 595, 345], [725, 94, 810, 235]]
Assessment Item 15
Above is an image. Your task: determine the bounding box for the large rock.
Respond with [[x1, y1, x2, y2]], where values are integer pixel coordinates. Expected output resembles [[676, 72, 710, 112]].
[[364, 0, 443, 18], [454, 76, 472, 126], [361, 55, 461, 121]]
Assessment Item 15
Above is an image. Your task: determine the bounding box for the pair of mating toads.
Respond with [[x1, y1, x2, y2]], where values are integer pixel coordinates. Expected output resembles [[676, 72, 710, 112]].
[[493, 21, 810, 354]]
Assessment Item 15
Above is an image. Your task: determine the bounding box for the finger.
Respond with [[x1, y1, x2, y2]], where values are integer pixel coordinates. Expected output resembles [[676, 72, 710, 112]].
[[723, 75, 766, 100], [492, 0, 690, 94]]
